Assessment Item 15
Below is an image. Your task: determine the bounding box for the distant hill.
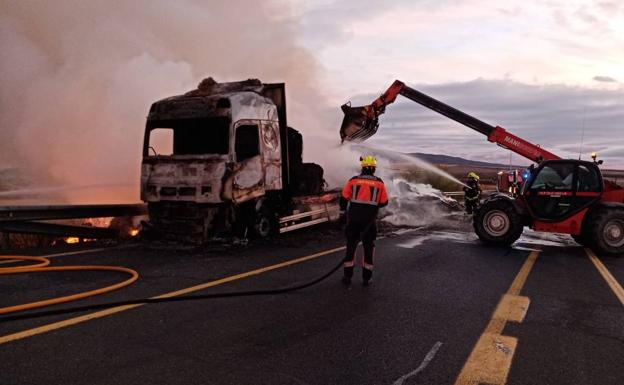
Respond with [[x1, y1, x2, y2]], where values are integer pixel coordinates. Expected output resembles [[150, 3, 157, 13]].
[[407, 153, 522, 169]]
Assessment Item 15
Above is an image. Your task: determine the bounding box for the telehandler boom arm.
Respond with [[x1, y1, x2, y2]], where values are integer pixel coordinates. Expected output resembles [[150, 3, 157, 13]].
[[340, 80, 560, 164]]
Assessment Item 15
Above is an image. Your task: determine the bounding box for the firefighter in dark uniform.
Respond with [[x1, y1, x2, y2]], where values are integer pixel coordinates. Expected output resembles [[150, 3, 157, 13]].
[[463, 171, 482, 214], [340, 155, 389, 286]]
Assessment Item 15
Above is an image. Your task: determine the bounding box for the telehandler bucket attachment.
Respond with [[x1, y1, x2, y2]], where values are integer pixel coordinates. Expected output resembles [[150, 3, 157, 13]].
[[340, 103, 379, 143]]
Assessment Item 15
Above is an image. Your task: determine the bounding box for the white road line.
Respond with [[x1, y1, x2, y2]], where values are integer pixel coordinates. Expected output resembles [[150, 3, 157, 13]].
[[393, 341, 443, 385]]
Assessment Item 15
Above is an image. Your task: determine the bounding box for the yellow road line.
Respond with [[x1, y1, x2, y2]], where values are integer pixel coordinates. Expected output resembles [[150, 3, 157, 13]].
[[455, 250, 539, 385], [484, 294, 530, 335], [0, 245, 345, 345], [153, 246, 345, 298], [507, 251, 539, 296], [585, 248, 624, 306]]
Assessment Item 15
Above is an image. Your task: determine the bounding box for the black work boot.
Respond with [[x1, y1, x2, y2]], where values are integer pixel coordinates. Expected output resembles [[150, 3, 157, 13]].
[[342, 266, 353, 286], [362, 269, 373, 287]]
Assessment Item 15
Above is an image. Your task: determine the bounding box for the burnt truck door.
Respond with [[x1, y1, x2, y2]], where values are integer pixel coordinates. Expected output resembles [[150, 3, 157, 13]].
[[230, 120, 266, 203], [260, 121, 282, 190]]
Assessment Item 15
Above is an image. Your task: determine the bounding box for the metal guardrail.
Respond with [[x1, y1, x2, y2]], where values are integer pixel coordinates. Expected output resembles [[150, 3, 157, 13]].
[[442, 192, 465, 197], [0, 204, 147, 222], [0, 204, 148, 248], [0, 221, 119, 239], [443, 190, 497, 197]]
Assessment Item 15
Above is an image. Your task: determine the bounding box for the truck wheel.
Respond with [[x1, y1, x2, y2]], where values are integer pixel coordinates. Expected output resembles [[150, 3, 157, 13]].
[[253, 205, 278, 238], [474, 199, 523, 245], [588, 208, 624, 256]]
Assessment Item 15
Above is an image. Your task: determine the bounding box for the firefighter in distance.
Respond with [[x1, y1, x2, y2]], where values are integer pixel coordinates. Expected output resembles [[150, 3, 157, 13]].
[[463, 172, 482, 214], [340, 155, 389, 286]]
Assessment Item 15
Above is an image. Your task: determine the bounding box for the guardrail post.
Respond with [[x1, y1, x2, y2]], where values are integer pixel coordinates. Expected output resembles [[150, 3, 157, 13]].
[[0, 231, 9, 250]]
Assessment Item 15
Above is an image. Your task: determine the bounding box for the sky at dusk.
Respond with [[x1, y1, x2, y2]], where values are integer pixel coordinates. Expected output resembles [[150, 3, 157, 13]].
[[1, 0, 622, 200], [293, 0, 624, 167]]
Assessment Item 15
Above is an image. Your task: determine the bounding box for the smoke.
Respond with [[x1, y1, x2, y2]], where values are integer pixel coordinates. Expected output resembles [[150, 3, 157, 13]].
[[0, 0, 328, 203], [0, 0, 473, 229], [319, 144, 469, 230], [380, 178, 465, 228]]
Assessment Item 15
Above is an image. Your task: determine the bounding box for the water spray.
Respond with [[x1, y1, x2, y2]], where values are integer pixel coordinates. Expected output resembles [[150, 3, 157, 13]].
[[353, 144, 467, 187]]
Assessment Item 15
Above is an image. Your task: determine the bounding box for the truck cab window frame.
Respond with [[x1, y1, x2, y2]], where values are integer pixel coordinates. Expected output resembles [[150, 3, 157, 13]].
[[144, 117, 230, 157], [147, 128, 174, 156], [235, 124, 261, 162]]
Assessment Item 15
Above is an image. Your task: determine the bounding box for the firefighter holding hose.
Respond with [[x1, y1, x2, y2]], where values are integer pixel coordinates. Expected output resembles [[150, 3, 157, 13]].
[[340, 155, 389, 287], [463, 171, 482, 214]]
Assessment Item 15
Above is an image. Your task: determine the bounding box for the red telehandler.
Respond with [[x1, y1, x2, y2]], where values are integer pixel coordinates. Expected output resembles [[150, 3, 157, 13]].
[[340, 80, 624, 256]]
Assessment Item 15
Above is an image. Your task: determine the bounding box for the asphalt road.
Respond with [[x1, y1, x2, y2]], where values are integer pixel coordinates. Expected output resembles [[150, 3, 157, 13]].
[[1, 224, 622, 385]]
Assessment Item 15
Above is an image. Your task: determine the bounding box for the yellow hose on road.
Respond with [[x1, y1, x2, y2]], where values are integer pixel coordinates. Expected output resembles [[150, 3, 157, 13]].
[[0, 255, 50, 270], [0, 256, 139, 315]]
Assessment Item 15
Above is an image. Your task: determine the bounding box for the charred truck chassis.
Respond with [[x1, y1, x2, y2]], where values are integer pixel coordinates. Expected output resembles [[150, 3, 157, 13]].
[[141, 78, 338, 242]]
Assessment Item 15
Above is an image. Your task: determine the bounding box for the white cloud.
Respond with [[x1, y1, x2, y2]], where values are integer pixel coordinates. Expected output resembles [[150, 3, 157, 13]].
[[297, 0, 624, 95], [294, 0, 624, 169]]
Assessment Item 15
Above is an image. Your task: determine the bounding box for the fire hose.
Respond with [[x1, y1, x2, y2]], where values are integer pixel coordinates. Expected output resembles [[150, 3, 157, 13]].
[[0, 253, 345, 323], [0, 255, 139, 315]]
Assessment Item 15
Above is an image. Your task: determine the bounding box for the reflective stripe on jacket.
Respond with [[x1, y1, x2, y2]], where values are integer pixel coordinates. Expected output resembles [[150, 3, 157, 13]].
[[342, 174, 388, 207]]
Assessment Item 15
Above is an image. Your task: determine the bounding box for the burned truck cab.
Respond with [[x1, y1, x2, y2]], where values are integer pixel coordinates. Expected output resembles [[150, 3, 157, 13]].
[[140, 78, 331, 241], [142, 80, 282, 203]]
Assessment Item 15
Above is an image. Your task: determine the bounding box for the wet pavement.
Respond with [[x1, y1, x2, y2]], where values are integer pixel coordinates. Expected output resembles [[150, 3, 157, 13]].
[[1, 224, 622, 385]]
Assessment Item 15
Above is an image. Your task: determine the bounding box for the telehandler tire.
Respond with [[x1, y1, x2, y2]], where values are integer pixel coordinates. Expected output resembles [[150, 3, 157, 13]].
[[474, 199, 523, 246], [571, 233, 590, 246], [588, 208, 624, 256], [571, 210, 596, 247]]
